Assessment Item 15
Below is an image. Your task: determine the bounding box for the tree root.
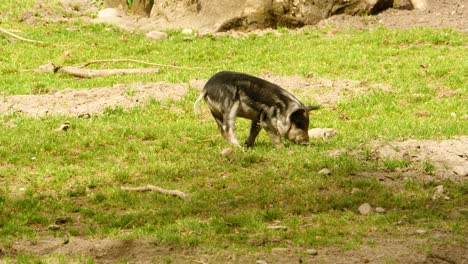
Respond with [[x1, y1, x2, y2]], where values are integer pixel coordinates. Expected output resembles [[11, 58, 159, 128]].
[[58, 66, 160, 78], [0, 27, 46, 44]]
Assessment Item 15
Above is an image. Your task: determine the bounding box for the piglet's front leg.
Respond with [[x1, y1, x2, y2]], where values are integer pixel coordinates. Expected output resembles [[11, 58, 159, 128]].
[[244, 121, 262, 148]]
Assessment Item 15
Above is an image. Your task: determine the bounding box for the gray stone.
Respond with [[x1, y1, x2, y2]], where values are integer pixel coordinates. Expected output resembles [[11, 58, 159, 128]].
[[358, 203, 372, 215], [145, 31, 168, 40], [432, 185, 445, 200], [375, 207, 386, 213], [220, 148, 233, 156], [453, 165, 468, 176], [98, 8, 121, 19], [306, 248, 318, 255], [318, 168, 331, 175]]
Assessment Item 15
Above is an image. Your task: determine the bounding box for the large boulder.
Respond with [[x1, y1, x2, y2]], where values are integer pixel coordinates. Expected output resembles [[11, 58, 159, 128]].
[[104, 0, 394, 32]]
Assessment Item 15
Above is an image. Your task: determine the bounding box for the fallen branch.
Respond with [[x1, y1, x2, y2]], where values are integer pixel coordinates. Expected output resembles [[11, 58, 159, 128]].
[[58, 66, 160, 78], [0, 26, 46, 44], [75, 59, 205, 70], [121, 185, 191, 199]]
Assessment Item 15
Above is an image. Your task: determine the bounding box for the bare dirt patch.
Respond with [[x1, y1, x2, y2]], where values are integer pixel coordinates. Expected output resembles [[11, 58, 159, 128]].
[[0, 82, 187, 117], [368, 136, 468, 181], [331, 136, 468, 182], [4, 232, 467, 263]]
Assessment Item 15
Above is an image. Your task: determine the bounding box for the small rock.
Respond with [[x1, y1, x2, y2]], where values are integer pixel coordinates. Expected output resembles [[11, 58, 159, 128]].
[[308, 128, 338, 142], [306, 248, 318, 256], [411, 0, 428, 11], [182, 28, 194, 35], [415, 229, 426, 235], [351, 187, 362, 194], [220, 148, 233, 156], [318, 168, 331, 175], [453, 165, 468, 177], [55, 121, 71, 131], [98, 8, 121, 18], [358, 203, 372, 215], [432, 185, 444, 200], [450, 112, 457, 118], [145, 31, 168, 40], [256, 260, 268, 264], [375, 207, 386, 213]]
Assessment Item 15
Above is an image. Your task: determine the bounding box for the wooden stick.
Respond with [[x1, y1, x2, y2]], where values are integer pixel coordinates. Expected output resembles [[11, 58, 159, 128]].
[[0, 27, 46, 44], [75, 59, 205, 70], [58, 66, 160, 78], [121, 185, 191, 199]]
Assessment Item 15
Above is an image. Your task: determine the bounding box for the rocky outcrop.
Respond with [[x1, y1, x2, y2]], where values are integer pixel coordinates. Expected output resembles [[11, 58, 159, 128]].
[[104, 0, 395, 32]]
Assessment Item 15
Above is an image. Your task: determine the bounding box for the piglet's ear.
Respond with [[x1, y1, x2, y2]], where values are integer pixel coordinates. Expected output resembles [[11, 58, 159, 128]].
[[305, 105, 320, 112]]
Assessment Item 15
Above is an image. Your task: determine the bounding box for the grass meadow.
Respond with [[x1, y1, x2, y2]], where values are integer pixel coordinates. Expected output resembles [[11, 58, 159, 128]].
[[0, 1, 467, 263]]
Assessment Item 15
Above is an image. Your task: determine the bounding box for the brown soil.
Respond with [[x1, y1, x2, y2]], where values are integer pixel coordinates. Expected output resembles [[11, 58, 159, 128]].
[[4, 233, 467, 263], [0, 82, 187, 117]]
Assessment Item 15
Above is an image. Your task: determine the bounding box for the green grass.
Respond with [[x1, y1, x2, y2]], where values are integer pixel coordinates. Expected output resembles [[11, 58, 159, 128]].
[[1, 1, 467, 262]]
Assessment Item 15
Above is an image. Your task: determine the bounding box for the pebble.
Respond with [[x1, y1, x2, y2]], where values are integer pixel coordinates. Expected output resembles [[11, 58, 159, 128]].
[[98, 8, 121, 18], [415, 229, 426, 235], [358, 203, 372, 215], [145, 31, 168, 40], [375, 207, 386, 213], [256, 260, 268, 264], [453, 165, 468, 177], [351, 187, 362, 194], [306, 248, 318, 255], [318, 168, 331, 175], [182, 28, 194, 35], [432, 185, 444, 200], [220, 148, 233, 156]]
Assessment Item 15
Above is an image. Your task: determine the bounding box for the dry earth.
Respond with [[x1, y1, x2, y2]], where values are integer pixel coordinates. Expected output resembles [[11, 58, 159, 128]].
[[4, 233, 468, 263], [2, 0, 467, 263]]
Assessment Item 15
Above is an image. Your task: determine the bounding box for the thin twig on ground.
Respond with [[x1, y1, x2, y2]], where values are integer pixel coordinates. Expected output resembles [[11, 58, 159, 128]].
[[58, 66, 161, 78], [121, 185, 191, 199], [75, 59, 205, 70], [0, 27, 46, 44]]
